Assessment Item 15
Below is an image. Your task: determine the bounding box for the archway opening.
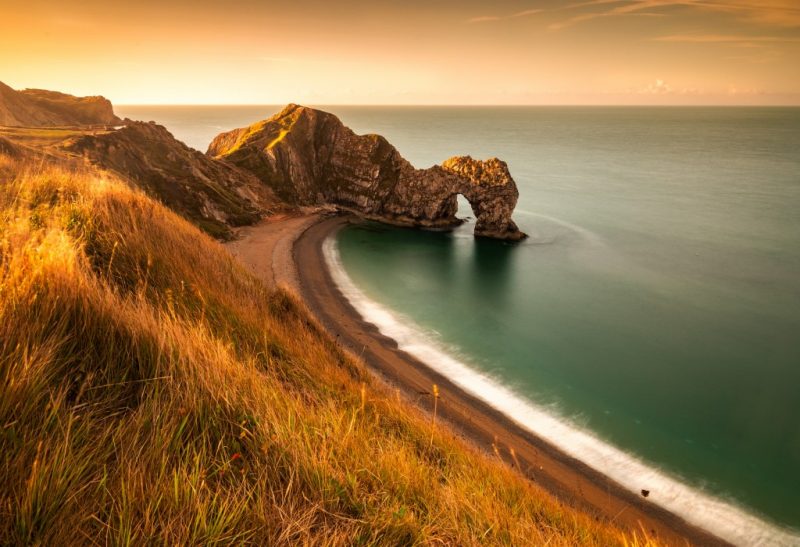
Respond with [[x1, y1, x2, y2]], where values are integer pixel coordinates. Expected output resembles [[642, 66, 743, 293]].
[[455, 193, 475, 222]]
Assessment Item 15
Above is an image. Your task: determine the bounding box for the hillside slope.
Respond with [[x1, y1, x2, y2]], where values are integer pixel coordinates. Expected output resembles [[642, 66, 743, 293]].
[[0, 155, 652, 544], [0, 81, 121, 127], [63, 121, 279, 238]]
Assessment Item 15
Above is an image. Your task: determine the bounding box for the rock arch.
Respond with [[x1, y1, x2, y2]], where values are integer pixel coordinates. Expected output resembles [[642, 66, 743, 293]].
[[209, 104, 527, 241], [441, 156, 525, 241]]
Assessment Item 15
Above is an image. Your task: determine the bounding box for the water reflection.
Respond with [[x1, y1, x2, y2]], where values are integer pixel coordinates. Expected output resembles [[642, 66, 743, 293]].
[[470, 238, 517, 308]]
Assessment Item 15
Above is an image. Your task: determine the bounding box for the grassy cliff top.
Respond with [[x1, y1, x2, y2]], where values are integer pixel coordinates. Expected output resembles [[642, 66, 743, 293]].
[[0, 155, 656, 545]]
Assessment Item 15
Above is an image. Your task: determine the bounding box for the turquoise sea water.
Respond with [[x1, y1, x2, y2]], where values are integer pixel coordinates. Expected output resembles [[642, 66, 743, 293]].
[[117, 105, 800, 542]]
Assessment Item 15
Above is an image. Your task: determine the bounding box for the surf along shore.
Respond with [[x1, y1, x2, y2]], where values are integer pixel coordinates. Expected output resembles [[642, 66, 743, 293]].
[[227, 212, 727, 547]]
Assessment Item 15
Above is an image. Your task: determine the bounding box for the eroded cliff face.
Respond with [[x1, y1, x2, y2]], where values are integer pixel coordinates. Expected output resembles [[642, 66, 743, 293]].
[[208, 104, 526, 241], [0, 81, 122, 127], [62, 122, 278, 239]]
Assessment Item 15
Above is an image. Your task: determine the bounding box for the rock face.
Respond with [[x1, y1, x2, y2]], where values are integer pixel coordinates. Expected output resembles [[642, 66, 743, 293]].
[[208, 104, 526, 241], [0, 81, 122, 127], [63, 122, 277, 239]]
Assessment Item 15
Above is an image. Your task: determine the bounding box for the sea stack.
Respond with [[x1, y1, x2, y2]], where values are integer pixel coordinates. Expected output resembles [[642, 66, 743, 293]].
[[208, 104, 526, 241]]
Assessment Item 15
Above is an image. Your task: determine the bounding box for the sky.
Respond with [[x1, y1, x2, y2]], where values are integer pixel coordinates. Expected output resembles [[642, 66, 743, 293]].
[[1, 0, 799, 105]]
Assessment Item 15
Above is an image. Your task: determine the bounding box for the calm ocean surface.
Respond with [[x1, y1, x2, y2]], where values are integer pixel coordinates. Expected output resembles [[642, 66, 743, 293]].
[[117, 105, 800, 542]]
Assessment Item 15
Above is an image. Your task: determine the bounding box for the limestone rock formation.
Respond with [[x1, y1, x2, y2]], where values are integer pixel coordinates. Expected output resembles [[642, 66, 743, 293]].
[[441, 156, 523, 240], [0, 81, 122, 127], [208, 104, 526, 241], [63, 122, 278, 238]]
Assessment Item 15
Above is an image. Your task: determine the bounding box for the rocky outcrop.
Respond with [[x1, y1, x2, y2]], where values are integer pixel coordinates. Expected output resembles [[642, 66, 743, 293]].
[[208, 104, 526, 241], [441, 157, 522, 239], [63, 122, 278, 239], [0, 81, 121, 127]]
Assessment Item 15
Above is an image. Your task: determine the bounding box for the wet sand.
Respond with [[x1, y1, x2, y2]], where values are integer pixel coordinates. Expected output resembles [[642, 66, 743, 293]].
[[229, 213, 728, 547]]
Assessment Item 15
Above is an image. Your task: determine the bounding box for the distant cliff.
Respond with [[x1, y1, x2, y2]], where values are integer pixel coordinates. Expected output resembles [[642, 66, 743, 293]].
[[208, 104, 526, 241], [0, 81, 121, 127]]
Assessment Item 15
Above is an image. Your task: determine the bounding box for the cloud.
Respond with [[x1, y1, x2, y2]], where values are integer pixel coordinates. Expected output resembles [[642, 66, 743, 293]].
[[628, 80, 710, 95], [514, 9, 544, 18], [653, 33, 799, 57], [467, 8, 542, 24], [654, 33, 800, 43], [708, 0, 800, 27], [643, 79, 673, 94], [548, 0, 670, 30], [468, 15, 501, 23], [626, 79, 772, 97], [468, 1, 800, 32], [727, 85, 766, 95], [550, 0, 800, 30]]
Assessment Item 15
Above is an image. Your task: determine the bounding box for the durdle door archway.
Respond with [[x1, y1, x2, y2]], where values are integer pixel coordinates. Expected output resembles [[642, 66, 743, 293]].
[[207, 104, 527, 242]]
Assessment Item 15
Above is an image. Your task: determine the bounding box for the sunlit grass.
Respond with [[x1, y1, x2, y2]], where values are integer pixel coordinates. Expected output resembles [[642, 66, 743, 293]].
[[267, 128, 290, 150], [0, 126, 105, 148], [0, 155, 657, 544]]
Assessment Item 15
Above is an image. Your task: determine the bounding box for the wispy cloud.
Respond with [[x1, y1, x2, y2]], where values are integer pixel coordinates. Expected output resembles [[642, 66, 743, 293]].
[[549, 0, 800, 30], [467, 1, 800, 31], [468, 15, 501, 23], [547, 0, 672, 30], [654, 33, 800, 43], [653, 33, 799, 57], [703, 0, 800, 27], [468, 8, 542, 24]]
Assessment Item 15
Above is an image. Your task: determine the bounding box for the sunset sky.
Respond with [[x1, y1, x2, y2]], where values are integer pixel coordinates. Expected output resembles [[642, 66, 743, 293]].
[[1, 0, 799, 105]]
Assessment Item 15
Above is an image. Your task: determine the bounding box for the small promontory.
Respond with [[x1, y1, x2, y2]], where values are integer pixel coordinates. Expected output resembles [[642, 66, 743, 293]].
[[0, 81, 122, 127], [208, 104, 526, 241]]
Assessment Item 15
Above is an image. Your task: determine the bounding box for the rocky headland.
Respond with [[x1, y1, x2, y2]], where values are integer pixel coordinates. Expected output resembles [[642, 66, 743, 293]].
[[1, 83, 525, 241], [208, 104, 526, 241], [0, 81, 121, 127]]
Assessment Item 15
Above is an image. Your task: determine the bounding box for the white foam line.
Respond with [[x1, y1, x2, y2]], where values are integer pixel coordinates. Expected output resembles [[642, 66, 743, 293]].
[[323, 236, 799, 547], [516, 210, 605, 246]]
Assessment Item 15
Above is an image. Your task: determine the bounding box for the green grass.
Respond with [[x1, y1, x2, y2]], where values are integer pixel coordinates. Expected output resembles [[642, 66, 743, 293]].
[[0, 157, 659, 545]]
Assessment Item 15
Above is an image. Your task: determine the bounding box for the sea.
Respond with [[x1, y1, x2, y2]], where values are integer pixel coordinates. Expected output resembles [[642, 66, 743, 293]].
[[117, 105, 800, 545]]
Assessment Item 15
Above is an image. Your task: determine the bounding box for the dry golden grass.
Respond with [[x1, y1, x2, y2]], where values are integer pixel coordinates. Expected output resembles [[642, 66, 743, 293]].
[[0, 156, 659, 545], [0, 126, 103, 149]]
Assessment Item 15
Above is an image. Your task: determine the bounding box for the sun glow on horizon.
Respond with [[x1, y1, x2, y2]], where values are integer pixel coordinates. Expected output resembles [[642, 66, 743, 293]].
[[1, 0, 799, 105]]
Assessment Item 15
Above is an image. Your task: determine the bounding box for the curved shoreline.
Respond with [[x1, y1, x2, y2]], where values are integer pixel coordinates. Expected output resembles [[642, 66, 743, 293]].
[[286, 214, 731, 546]]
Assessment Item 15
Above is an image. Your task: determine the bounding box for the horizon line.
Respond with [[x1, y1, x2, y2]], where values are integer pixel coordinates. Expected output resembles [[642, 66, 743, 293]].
[[115, 103, 800, 108]]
